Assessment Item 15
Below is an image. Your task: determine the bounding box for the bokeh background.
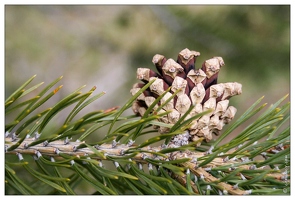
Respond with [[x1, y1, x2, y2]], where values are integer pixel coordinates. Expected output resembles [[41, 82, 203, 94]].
[[5, 5, 290, 124], [4, 5, 290, 195]]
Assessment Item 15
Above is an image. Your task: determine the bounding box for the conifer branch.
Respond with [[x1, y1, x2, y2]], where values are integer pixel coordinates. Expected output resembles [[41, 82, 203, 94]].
[[6, 130, 289, 195], [5, 49, 290, 195]]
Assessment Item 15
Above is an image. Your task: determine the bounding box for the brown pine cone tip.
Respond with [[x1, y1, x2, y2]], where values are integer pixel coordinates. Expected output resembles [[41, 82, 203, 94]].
[[130, 48, 242, 145]]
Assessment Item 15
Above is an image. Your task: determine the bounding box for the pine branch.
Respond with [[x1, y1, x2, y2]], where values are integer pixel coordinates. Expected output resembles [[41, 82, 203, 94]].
[[5, 48, 290, 195], [6, 122, 289, 195]]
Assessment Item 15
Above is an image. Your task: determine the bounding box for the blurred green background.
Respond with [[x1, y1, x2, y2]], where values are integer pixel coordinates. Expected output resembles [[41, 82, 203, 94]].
[[5, 5, 290, 136], [4, 5, 290, 195]]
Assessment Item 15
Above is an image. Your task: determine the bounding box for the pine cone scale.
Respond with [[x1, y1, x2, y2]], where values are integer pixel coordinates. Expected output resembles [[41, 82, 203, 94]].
[[131, 48, 242, 144]]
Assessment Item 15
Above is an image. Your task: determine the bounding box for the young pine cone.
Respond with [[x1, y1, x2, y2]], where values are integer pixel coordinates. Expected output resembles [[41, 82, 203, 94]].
[[130, 48, 242, 143]]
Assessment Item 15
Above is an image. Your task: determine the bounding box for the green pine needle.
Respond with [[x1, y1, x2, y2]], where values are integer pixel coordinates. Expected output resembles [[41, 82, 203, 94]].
[[5, 75, 290, 195]]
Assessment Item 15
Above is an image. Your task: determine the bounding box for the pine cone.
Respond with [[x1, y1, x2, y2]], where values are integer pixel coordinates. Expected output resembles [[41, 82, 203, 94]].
[[130, 48, 242, 144]]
